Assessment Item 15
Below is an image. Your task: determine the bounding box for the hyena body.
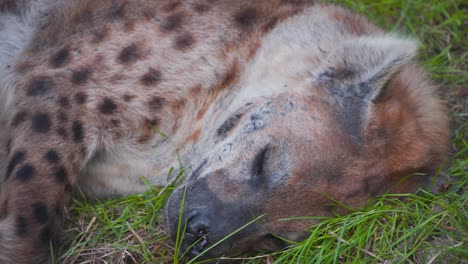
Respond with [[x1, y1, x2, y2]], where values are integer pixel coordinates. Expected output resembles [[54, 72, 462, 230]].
[[0, 0, 449, 262]]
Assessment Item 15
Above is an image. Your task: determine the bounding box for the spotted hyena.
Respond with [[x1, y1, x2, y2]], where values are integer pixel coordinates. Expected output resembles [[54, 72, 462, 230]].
[[0, 0, 450, 263]]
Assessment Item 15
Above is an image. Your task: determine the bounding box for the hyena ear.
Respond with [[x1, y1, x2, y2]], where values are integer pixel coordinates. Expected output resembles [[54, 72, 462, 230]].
[[312, 35, 419, 144], [313, 34, 419, 102]]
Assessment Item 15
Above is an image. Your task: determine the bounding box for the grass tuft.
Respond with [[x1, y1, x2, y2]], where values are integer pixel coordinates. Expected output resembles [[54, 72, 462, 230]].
[[60, 184, 175, 263]]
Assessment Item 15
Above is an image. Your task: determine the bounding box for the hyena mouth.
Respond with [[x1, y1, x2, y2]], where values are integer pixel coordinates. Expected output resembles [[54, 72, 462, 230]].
[[183, 228, 209, 257], [179, 209, 211, 257]]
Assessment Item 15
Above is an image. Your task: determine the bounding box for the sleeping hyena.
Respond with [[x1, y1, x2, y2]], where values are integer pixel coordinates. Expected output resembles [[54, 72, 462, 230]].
[[0, 0, 449, 263]]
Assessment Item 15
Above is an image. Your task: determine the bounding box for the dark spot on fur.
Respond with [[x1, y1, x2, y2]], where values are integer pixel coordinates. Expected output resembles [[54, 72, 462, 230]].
[[263, 16, 280, 32], [0, 0, 22, 14], [71, 8, 93, 27], [50, 47, 70, 68], [161, 12, 183, 32], [123, 20, 136, 32], [151, 119, 159, 127], [123, 94, 136, 102], [11, 111, 27, 127], [142, 8, 157, 20], [148, 96, 165, 111], [217, 113, 243, 137], [32, 113, 51, 134], [15, 216, 27, 237], [57, 127, 68, 139], [107, 1, 127, 20], [98, 97, 117, 114], [111, 119, 120, 126], [144, 118, 159, 128], [57, 96, 70, 107], [15, 164, 35, 182], [64, 183, 72, 193], [137, 118, 159, 143], [71, 68, 92, 85], [140, 68, 162, 86], [72, 120, 84, 142], [234, 8, 258, 29], [6, 150, 26, 179], [171, 99, 186, 113], [162, 2, 181, 12], [27, 77, 53, 97], [32, 202, 48, 224], [54, 166, 68, 183], [220, 61, 240, 89], [57, 111, 68, 123], [6, 138, 11, 154], [74, 92, 87, 104], [38, 225, 52, 244], [117, 44, 141, 64], [44, 150, 60, 164], [174, 32, 195, 50], [1, 197, 8, 218], [193, 3, 210, 13]]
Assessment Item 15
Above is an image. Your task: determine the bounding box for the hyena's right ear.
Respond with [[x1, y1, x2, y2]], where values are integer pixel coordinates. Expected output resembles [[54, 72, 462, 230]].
[[312, 34, 419, 143], [313, 34, 419, 102], [312, 34, 450, 178]]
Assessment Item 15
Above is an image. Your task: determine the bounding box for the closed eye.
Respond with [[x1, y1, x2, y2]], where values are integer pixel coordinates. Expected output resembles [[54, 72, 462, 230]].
[[251, 145, 269, 176]]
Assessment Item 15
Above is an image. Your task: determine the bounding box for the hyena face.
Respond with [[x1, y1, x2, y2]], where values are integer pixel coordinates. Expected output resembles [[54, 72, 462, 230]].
[[165, 37, 450, 259], [166, 96, 349, 257]]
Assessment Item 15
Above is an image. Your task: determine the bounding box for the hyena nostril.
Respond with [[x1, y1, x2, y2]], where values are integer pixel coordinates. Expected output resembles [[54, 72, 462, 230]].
[[186, 214, 210, 236], [197, 227, 207, 236]]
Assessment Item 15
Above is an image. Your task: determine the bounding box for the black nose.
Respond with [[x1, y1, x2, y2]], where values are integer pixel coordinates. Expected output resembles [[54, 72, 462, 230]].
[[188, 214, 209, 236], [182, 211, 211, 257]]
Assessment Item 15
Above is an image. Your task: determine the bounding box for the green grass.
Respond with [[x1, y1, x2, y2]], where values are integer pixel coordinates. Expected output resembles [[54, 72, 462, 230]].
[[60, 0, 467, 263], [60, 183, 174, 263]]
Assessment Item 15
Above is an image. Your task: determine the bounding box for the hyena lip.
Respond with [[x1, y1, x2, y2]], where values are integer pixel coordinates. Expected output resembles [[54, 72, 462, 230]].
[[183, 232, 209, 257]]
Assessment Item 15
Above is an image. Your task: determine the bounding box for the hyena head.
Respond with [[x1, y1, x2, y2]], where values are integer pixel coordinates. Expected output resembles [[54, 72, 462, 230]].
[[165, 36, 450, 259]]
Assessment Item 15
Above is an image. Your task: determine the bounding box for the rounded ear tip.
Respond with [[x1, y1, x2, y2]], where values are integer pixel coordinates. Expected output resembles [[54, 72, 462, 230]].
[[311, 34, 424, 104], [364, 34, 420, 59]]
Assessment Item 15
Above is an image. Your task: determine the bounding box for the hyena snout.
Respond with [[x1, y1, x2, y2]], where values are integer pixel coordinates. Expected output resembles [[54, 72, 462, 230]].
[[165, 175, 269, 259]]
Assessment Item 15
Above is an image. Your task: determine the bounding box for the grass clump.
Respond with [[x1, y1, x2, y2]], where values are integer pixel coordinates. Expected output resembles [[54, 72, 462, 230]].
[[261, 187, 466, 264], [59, 184, 174, 263]]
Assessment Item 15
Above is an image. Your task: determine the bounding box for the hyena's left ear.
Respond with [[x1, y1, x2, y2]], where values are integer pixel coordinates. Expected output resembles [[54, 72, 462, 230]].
[[314, 34, 418, 101]]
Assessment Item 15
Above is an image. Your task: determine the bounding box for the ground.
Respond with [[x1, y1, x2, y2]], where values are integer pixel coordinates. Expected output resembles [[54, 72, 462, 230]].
[[59, 0, 467, 263]]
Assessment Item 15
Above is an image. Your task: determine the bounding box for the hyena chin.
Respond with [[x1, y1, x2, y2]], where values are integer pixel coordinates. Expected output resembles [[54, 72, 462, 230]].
[[0, 0, 449, 263]]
